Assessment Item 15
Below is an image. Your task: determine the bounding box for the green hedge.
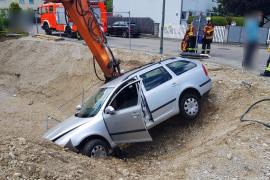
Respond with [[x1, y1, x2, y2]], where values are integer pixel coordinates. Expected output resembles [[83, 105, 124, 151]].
[[211, 16, 228, 26], [0, 14, 8, 31], [188, 16, 245, 26], [231, 17, 244, 26]]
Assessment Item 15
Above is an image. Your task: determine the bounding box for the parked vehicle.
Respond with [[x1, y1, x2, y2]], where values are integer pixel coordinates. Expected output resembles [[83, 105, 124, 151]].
[[107, 21, 140, 38], [43, 57, 212, 157], [38, 2, 107, 38]]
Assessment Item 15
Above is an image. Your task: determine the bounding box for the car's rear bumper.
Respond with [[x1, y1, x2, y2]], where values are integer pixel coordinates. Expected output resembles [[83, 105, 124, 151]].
[[200, 78, 212, 97]]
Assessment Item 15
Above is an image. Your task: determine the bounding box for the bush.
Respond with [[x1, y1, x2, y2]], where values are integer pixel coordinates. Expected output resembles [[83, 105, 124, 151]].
[[9, 2, 22, 14], [187, 16, 194, 24], [232, 17, 244, 26], [211, 16, 228, 26], [225, 16, 233, 25], [189, 15, 245, 26]]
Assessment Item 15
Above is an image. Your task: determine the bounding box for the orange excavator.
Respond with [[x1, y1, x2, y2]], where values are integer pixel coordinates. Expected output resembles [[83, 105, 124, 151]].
[[49, 0, 121, 81]]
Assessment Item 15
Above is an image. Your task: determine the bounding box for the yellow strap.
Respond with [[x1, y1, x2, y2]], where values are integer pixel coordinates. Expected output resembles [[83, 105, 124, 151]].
[[266, 64, 270, 72]]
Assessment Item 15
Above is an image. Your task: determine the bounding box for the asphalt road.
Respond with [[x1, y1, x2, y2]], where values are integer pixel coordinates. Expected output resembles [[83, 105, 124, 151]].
[[107, 36, 269, 73], [29, 24, 269, 73]]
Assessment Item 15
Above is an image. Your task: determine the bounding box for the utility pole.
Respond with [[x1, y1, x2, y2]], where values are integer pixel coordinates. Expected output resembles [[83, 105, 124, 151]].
[[160, 0, 166, 55], [180, 0, 183, 24]]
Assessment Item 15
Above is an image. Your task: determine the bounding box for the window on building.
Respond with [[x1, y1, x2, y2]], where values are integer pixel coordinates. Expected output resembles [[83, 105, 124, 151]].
[[29, 0, 34, 4], [181, 11, 187, 20], [19, 0, 25, 4]]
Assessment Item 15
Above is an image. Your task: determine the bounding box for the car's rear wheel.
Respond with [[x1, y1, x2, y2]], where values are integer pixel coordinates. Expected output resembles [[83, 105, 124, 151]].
[[65, 26, 73, 38], [122, 31, 128, 38], [179, 92, 201, 121], [81, 139, 109, 158]]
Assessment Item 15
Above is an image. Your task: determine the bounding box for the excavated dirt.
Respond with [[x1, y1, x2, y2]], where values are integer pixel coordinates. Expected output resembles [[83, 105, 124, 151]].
[[0, 37, 270, 179]]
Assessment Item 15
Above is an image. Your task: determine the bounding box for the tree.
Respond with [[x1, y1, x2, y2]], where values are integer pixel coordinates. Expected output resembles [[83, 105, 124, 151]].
[[213, 0, 270, 26], [105, 0, 113, 13], [9, 2, 22, 14]]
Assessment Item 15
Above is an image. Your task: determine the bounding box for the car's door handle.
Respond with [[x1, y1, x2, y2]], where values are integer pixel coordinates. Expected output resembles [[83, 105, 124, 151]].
[[172, 83, 177, 87], [132, 112, 140, 117]]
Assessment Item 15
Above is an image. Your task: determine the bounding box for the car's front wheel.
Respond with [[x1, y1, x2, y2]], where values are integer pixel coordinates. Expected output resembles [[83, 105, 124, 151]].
[[179, 92, 201, 122], [43, 23, 52, 35], [81, 139, 109, 158]]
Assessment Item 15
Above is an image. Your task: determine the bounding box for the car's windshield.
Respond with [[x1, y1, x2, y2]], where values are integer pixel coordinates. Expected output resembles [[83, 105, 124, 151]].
[[76, 88, 113, 118]]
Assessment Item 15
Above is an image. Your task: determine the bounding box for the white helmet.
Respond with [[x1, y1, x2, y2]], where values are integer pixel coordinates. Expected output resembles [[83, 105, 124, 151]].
[[206, 17, 211, 21]]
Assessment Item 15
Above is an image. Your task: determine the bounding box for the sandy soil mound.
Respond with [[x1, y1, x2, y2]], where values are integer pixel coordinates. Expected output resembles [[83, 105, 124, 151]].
[[0, 37, 270, 179]]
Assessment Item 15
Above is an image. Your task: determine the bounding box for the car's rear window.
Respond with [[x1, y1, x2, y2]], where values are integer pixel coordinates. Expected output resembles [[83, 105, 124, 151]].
[[140, 67, 172, 91], [166, 61, 196, 76]]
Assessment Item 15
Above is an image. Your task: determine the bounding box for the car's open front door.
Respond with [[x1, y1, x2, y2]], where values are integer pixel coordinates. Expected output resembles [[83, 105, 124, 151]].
[[103, 80, 152, 144]]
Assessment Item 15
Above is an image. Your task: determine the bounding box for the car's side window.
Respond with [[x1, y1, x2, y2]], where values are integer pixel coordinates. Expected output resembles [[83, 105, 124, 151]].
[[119, 22, 125, 26], [110, 83, 138, 111], [166, 61, 196, 76], [140, 67, 172, 91]]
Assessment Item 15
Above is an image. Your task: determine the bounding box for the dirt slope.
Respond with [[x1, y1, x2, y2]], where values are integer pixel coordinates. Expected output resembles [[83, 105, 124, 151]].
[[0, 37, 270, 179]]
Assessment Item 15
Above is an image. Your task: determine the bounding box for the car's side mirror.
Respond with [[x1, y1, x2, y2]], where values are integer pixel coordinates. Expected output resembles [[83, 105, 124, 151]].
[[105, 106, 115, 115], [76, 105, 82, 111]]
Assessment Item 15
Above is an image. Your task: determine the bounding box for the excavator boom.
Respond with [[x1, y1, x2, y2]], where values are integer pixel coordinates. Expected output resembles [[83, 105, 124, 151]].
[[48, 0, 120, 80]]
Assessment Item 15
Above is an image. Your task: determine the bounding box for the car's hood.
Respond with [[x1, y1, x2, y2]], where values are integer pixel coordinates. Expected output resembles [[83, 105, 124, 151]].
[[42, 115, 91, 141]]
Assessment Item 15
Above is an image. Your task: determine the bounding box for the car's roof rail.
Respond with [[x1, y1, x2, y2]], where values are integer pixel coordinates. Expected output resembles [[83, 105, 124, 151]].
[[122, 57, 178, 81]]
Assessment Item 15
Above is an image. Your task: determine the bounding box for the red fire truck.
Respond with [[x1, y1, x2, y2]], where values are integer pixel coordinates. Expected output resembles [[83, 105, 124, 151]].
[[38, 1, 107, 38]]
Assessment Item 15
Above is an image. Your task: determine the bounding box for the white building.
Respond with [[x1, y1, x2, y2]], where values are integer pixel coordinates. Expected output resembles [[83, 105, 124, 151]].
[[0, 0, 43, 10], [113, 0, 217, 26]]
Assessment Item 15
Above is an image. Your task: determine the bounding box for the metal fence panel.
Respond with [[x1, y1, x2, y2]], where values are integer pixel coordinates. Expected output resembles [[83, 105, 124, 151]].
[[258, 28, 269, 45], [227, 26, 242, 43], [228, 26, 269, 45], [108, 16, 155, 35], [268, 28, 270, 44]]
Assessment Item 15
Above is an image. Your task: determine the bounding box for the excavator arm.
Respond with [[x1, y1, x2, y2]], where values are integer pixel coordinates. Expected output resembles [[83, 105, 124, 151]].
[[48, 0, 120, 80]]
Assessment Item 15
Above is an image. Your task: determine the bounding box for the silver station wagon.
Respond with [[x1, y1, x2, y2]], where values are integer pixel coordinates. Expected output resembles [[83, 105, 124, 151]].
[[43, 57, 212, 157]]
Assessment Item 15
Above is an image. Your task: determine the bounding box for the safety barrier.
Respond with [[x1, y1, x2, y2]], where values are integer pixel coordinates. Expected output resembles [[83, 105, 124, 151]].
[[163, 24, 186, 39], [163, 24, 226, 43], [213, 26, 226, 43]]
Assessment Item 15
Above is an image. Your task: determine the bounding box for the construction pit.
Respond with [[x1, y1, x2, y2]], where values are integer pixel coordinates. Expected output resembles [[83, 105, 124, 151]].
[[0, 37, 270, 179]]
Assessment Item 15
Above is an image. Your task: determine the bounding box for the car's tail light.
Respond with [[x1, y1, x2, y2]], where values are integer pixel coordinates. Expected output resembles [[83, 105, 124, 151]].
[[202, 64, 208, 77]]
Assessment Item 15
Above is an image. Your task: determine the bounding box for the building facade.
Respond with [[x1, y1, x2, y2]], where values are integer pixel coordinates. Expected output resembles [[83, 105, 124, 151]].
[[113, 0, 217, 25], [0, 0, 43, 10]]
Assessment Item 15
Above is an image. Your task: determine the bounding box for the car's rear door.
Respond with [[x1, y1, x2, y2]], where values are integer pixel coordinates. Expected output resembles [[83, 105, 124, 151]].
[[139, 66, 178, 124], [103, 81, 152, 144]]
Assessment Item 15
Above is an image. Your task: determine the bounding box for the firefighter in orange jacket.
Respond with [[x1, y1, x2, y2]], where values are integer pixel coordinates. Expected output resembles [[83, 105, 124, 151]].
[[202, 19, 214, 54], [181, 34, 189, 52], [186, 23, 197, 52]]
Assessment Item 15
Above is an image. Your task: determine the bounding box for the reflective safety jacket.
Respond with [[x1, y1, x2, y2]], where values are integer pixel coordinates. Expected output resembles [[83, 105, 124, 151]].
[[186, 25, 196, 37], [181, 35, 189, 52], [203, 24, 214, 40]]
